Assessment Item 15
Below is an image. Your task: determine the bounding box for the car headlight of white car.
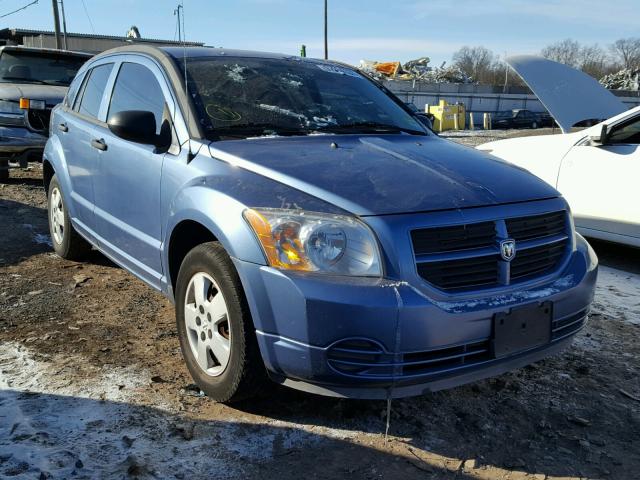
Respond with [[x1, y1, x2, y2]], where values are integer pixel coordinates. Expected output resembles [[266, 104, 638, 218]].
[[244, 208, 382, 276]]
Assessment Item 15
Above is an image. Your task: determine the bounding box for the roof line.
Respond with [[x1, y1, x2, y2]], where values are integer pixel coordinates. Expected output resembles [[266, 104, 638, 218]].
[[0, 27, 204, 46]]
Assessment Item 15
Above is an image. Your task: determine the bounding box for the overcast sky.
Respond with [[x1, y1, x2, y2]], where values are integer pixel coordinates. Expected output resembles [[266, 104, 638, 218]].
[[3, 0, 640, 66]]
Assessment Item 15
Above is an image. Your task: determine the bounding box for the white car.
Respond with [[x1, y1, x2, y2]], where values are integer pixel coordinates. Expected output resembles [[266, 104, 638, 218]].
[[478, 55, 639, 248]]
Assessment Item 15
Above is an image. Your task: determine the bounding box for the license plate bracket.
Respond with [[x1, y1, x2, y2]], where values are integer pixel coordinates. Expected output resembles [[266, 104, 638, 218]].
[[492, 301, 552, 358]]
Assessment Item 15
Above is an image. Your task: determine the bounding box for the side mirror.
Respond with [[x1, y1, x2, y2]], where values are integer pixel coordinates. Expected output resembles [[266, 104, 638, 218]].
[[108, 110, 160, 146], [589, 124, 608, 146]]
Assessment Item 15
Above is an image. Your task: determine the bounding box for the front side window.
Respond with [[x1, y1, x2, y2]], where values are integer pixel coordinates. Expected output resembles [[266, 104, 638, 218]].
[[0, 50, 87, 86], [176, 56, 426, 140], [607, 116, 640, 145], [77, 63, 113, 119], [107, 62, 166, 135]]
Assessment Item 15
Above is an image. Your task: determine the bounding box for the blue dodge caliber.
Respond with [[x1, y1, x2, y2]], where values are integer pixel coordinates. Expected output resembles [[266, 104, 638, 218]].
[[44, 46, 597, 402]]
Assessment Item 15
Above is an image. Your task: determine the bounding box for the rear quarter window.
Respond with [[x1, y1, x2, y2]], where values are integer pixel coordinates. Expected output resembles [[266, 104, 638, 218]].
[[65, 71, 85, 108], [76, 63, 113, 119]]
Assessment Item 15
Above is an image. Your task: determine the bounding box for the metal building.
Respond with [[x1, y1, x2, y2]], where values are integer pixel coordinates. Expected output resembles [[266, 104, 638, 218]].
[[0, 28, 204, 53]]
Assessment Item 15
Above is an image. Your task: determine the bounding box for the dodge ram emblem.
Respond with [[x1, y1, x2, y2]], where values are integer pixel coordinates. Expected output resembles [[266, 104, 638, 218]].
[[500, 239, 516, 261]]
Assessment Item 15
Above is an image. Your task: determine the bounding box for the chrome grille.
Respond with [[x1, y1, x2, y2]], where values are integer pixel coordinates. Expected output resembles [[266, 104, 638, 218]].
[[412, 210, 569, 291]]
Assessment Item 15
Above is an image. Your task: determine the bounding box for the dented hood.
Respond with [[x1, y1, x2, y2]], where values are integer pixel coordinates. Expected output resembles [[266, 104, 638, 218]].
[[506, 55, 627, 133], [208, 134, 559, 216]]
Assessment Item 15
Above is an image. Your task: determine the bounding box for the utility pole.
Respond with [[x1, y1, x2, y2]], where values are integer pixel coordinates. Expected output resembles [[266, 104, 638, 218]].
[[323, 0, 328, 60], [59, 0, 68, 50], [51, 0, 62, 50]]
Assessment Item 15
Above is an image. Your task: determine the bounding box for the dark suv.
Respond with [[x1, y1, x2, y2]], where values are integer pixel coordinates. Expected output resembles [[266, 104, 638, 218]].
[[0, 46, 91, 180]]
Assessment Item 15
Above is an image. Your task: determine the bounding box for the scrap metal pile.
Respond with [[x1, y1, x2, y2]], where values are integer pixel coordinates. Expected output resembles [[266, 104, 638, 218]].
[[358, 57, 472, 83], [600, 68, 640, 91]]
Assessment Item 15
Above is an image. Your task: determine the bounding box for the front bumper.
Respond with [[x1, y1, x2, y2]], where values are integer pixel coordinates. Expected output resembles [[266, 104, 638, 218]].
[[234, 232, 597, 399], [0, 126, 47, 168]]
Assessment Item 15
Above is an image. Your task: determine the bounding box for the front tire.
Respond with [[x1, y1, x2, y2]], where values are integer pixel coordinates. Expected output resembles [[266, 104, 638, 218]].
[[47, 175, 91, 260], [175, 242, 268, 403]]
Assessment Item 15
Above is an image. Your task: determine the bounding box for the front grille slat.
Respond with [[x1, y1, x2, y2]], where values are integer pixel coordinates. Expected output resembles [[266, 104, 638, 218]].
[[506, 211, 567, 241], [510, 240, 566, 281], [411, 221, 496, 255], [412, 210, 569, 291]]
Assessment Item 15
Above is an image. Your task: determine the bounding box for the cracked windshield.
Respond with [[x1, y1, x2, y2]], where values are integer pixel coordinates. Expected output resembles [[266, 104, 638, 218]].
[[178, 56, 426, 139]]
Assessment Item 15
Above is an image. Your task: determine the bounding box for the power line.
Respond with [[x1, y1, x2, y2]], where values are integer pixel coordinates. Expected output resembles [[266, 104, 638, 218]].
[[80, 0, 95, 33], [0, 0, 39, 19]]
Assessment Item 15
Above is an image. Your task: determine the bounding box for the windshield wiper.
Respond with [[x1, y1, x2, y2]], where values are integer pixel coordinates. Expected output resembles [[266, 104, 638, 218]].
[[316, 121, 425, 135], [211, 123, 310, 138]]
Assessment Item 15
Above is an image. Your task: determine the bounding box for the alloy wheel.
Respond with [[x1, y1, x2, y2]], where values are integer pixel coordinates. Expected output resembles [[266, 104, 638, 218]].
[[50, 187, 65, 245], [184, 272, 231, 376]]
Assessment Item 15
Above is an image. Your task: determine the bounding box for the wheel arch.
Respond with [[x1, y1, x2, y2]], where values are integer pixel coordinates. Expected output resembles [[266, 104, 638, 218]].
[[42, 135, 77, 218], [43, 158, 55, 193], [162, 186, 267, 298]]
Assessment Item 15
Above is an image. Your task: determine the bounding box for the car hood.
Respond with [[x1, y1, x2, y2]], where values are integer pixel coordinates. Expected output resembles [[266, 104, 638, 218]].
[[506, 55, 627, 133], [0, 83, 67, 106], [208, 134, 559, 216], [476, 132, 583, 187]]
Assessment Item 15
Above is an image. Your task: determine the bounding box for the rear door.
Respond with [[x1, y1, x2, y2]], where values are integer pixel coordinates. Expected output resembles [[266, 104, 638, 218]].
[[91, 57, 175, 287], [557, 114, 640, 244], [60, 61, 114, 238]]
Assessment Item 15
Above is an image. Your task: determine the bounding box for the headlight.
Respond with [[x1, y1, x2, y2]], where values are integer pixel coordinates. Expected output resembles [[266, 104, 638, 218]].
[[0, 100, 22, 115], [243, 208, 382, 277]]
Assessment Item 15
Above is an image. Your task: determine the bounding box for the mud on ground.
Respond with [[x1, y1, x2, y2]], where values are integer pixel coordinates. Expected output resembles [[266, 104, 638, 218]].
[[1, 140, 639, 479]]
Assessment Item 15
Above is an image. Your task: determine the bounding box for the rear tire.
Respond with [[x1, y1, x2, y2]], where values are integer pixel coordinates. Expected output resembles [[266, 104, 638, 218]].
[[175, 242, 268, 403], [531, 121, 538, 129], [47, 174, 91, 260]]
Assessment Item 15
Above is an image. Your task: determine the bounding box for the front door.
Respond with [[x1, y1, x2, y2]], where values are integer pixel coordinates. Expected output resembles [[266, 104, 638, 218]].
[[92, 59, 173, 287], [558, 115, 640, 243]]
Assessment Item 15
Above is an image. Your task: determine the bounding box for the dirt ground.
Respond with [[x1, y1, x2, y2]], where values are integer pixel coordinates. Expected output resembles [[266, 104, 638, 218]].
[[1, 131, 639, 479]]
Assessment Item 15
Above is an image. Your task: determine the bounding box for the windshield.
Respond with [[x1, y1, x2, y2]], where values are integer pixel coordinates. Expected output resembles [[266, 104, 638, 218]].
[[0, 51, 87, 86], [494, 111, 516, 119], [177, 56, 427, 139]]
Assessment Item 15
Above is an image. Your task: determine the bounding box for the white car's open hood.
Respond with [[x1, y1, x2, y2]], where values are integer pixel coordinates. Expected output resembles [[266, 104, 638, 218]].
[[506, 55, 627, 133]]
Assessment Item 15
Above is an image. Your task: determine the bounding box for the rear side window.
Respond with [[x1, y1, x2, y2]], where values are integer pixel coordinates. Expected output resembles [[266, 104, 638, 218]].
[[107, 62, 166, 134], [77, 63, 113, 119], [65, 71, 85, 108]]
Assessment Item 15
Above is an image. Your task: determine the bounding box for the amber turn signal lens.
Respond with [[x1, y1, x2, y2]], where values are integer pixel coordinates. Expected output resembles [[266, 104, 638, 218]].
[[243, 209, 313, 271], [19, 98, 30, 109]]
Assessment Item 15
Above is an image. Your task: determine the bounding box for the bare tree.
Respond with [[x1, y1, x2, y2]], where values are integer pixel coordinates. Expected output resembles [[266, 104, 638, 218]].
[[541, 39, 581, 68], [540, 39, 617, 80], [610, 38, 640, 70], [452, 46, 495, 84], [579, 44, 614, 79]]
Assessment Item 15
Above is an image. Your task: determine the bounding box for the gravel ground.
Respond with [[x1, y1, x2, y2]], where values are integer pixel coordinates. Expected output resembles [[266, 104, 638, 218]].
[[1, 131, 639, 479]]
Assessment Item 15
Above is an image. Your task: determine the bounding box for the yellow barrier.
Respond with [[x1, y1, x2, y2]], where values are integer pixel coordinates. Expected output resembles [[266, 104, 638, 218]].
[[426, 100, 466, 132]]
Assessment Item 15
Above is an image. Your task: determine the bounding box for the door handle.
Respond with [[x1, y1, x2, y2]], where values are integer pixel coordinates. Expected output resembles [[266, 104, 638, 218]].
[[58, 123, 68, 132], [91, 138, 107, 151]]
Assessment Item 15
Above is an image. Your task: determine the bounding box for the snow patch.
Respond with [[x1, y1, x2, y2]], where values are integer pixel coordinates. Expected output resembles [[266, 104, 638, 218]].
[[431, 275, 576, 313], [593, 266, 640, 325], [21, 223, 52, 247], [33, 233, 52, 247], [0, 343, 364, 478]]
